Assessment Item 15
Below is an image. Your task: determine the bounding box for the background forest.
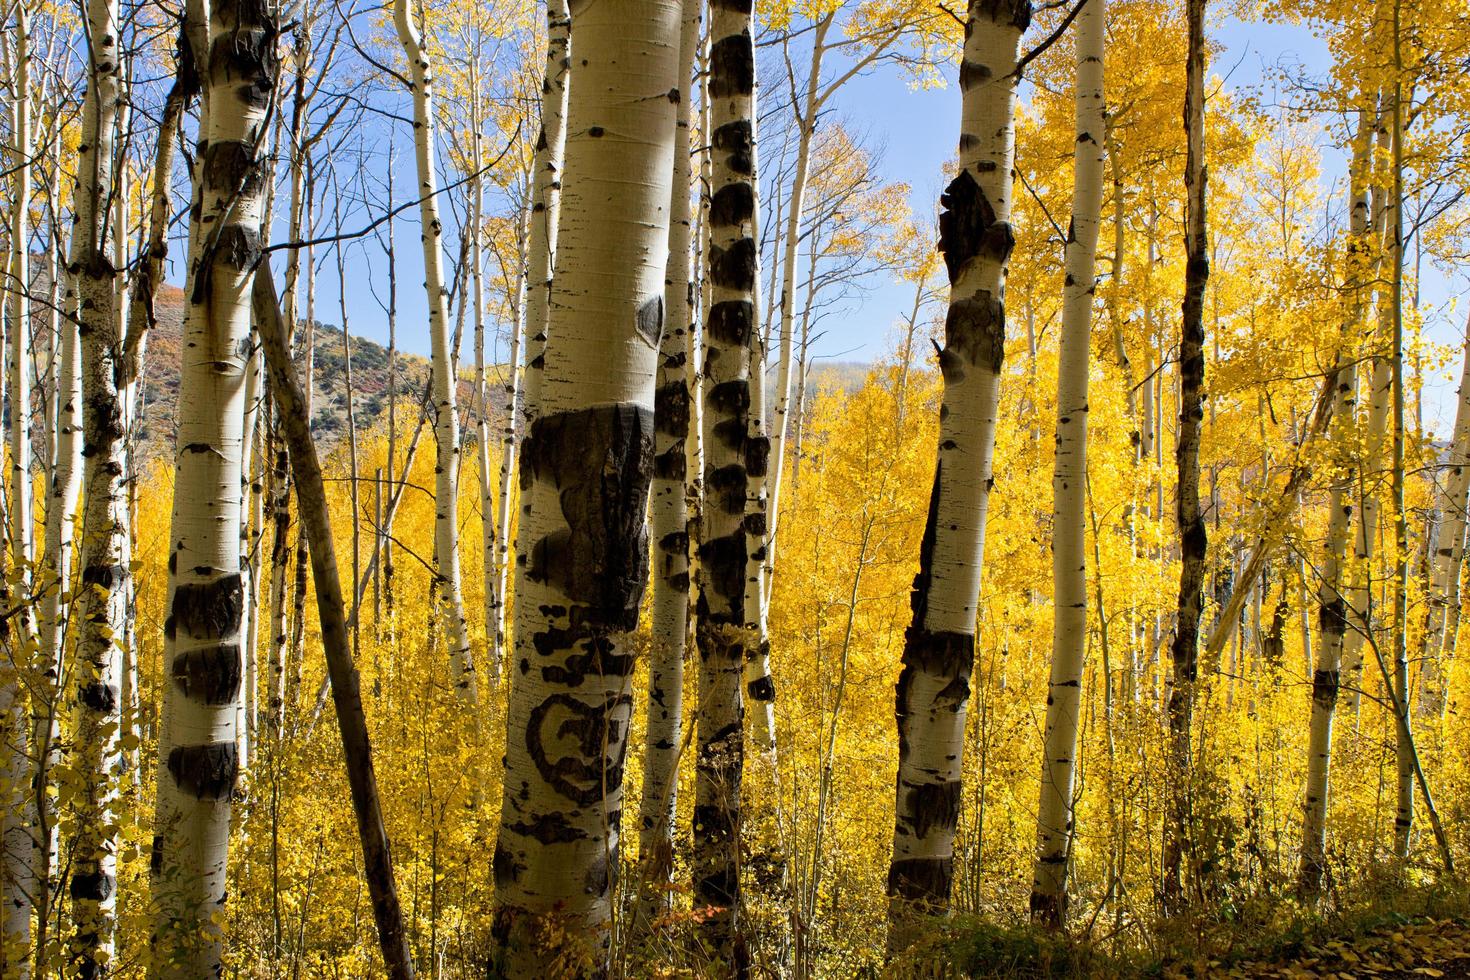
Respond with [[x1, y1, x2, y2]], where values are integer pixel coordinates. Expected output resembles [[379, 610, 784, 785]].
[[3, 0, 1470, 975]]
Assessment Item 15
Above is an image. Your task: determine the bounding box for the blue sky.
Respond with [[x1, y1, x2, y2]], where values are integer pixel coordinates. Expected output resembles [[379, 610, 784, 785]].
[[229, 7, 1466, 439]]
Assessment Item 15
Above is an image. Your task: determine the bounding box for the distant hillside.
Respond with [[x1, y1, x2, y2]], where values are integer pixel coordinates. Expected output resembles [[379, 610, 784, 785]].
[[136, 285, 873, 457]]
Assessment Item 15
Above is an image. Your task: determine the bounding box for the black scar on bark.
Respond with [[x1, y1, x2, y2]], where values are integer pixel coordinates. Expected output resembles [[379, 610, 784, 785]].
[[654, 381, 690, 437], [635, 295, 664, 348], [586, 851, 613, 898], [742, 512, 766, 538], [524, 693, 632, 805], [492, 842, 525, 888], [70, 870, 115, 902], [522, 405, 653, 627], [711, 0, 753, 13], [1319, 596, 1347, 638], [746, 674, 775, 702], [713, 121, 754, 175], [707, 300, 753, 347], [744, 434, 770, 479], [709, 184, 755, 227], [659, 530, 689, 557], [697, 534, 747, 623], [505, 810, 588, 844], [171, 644, 244, 705], [887, 856, 954, 904], [201, 141, 267, 209], [946, 293, 1006, 376], [708, 36, 755, 99], [958, 59, 990, 90], [709, 378, 751, 419], [653, 447, 686, 481], [78, 682, 119, 714], [540, 635, 636, 686], [168, 742, 239, 801], [938, 170, 1015, 284], [907, 779, 962, 840], [1311, 668, 1340, 707], [705, 464, 748, 516], [977, 0, 1033, 30], [708, 238, 756, 292], [171, 573, 243, 641]]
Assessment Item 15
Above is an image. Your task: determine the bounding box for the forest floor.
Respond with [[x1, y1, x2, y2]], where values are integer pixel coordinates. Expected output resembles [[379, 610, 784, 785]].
[[930, 882, 1470, 979]]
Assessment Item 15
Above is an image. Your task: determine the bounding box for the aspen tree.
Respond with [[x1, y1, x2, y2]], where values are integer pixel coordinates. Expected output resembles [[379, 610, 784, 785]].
[[694, 0, 767, 963], [394, 0, 478, 703], [147, 0, 276, 970], [1031, 0, 1104, 926], [3, 14, 37, 974], [886, 0, 1028, 947], [638, 0, 701, 922], [1163, 0, 1209, 908], [1299, 106, 1374, 900], [64, 0, 130, 965], [489, 0, 680, 969], [1420, 311, 1470, 718]]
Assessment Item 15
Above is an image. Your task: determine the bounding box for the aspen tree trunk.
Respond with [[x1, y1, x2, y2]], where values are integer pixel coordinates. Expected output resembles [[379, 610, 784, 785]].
[[638, 0, 700, 923], [1341, 111, 1394, 717], [510, 0, 569, 432], [886, 0, 1027, 948], [148, 0, 276, 969], [4, 15, 39, 974], [1387, 26, 1413, 856], [1421, 312, 1470, 718], [64, 0, 128, 966], [489, 0, 679, 970], [1163, 0, 1208, 909], [394, 0, 477, 703], [253, 269, 415, 980], [693, 0, 767, 965], [1299, 107, 1374, 899], [1031, 0, 1104, 926]]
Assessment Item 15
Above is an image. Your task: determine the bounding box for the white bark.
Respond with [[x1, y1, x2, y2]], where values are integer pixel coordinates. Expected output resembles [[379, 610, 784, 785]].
[[490, 0, 679, 969], [886, 0, 1026, 948], [1031, 0, 1103, 925], [637, 0, 699, 923], [148, 0, 274, 969], [394, 0, 477, 703], [1419, 310, 1470, 718], [1300, 106, 1374, 898]]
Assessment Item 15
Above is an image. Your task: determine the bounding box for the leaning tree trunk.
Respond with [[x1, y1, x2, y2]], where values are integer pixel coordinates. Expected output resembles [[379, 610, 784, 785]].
[[147, 0, 276, 971], [2, 11, 36, 975], [1299, 105, 1375, 899], [488, 0, 680, 971], [393, 0, 478, 703], [1421, 311, 1470, 718], [64, 0, 128, 967], [1030, 0, 1104, 927], [693, 0, 767, 967], [886, 0, 1028, 952], [637, 0, 700, 926], [1161, 0, 1209, 911]]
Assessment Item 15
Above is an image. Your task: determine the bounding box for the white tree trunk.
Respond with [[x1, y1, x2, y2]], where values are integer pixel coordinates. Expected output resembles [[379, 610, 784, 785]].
[[637, 0, 699, 923], [489, 0, 679, 969], [1299, 106, 1374, 898], [394, 0, 478, 703], [692, 0, 767, 965], [1418, 309, 1470, 718], [1031, 0, 1104, 926], [886, 0, 1026, 949], [147, 0, 274, 970]]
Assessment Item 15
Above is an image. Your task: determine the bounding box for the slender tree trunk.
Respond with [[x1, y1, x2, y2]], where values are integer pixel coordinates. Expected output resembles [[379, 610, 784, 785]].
[[886, 0, 1028, 950], [1163, 0, 1208, 909], [254, 268, 416, 980], [693, 0, 767, 966], [394, 0, 477, 703], [63, 0, 129, 967], [1299, 106, 1374, 899], [1421, 311, 1470, 718], [147, 0, 276, 970], [489, 0, 679, 970], [637, 0, 700, 925], [1031, 0, 1104, 926]]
